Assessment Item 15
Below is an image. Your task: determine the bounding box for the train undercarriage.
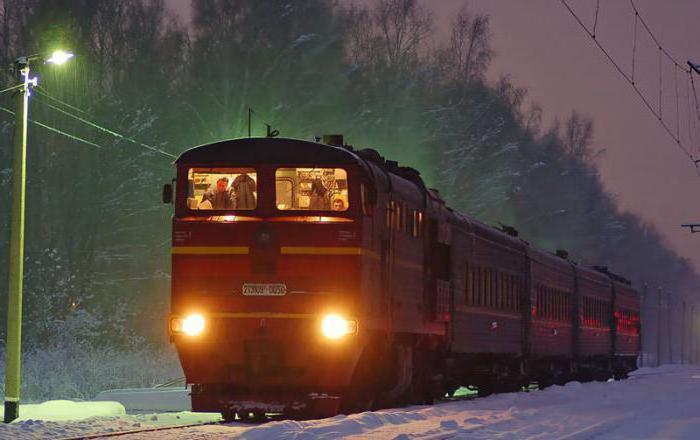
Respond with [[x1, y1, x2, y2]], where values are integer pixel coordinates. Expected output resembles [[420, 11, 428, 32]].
[[187, 334, 638, 421]]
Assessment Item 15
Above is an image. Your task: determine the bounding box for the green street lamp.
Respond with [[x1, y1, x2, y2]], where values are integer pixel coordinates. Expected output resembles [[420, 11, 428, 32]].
[[3, 49, 74, 424]]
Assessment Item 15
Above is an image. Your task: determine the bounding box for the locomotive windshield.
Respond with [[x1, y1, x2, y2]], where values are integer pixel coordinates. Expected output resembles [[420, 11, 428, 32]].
[[275, 168, 349, 211], [187, 167, 257, 210]]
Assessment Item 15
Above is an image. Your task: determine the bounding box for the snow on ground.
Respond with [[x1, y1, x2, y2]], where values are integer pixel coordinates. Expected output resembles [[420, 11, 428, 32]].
[[2, 364, 700, 439], [0, 400, 126, 422]]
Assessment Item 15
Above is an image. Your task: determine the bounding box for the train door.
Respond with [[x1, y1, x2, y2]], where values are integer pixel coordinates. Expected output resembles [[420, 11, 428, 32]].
[[425, 215, 452, 323], [381, 200, 396, 322]]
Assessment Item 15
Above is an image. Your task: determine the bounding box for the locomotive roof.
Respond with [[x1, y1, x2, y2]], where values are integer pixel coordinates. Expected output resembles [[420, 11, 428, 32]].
[[176, 137, 635, 290], [175, 137, 366, 166]]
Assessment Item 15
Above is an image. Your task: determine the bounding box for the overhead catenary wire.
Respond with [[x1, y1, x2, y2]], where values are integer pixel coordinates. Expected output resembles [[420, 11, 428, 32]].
[[0, 105, 103, 150], [559, 0, 700, 163], [32, 92, 177, 159]]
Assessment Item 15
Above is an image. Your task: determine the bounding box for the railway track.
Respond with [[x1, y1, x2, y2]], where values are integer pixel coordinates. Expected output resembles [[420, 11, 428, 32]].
[[56, 420, 230, 440], [53, 383, 563, 439]]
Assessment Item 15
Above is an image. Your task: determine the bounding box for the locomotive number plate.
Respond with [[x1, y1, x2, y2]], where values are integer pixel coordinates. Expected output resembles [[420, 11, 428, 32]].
[[242, 283, 287, 296]]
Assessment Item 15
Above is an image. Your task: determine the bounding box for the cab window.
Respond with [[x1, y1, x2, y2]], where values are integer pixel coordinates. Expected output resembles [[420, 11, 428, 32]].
[[275, 168, 349, 211], [187, 167, 257, 210]]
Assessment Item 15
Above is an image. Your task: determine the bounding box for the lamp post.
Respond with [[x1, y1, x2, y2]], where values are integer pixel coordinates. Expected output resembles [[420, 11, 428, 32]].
[[3, 50, 73, 424]]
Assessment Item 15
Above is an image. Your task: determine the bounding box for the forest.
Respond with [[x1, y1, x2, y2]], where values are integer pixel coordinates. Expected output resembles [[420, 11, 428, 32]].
[[0, 0, 696, 400]]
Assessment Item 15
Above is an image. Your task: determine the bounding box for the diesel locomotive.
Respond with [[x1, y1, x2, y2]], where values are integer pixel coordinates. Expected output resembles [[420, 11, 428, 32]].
[[163, 135, 640, 420]]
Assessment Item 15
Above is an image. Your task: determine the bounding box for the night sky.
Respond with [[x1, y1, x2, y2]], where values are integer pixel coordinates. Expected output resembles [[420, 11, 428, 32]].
[[167, 0, 700, 273]]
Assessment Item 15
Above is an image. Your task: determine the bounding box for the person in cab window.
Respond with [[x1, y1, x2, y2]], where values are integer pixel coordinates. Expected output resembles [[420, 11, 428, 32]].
[[332, 198, 345, 211], [309, 178, 329, 210], [201, 177, 234, 210], [232, 173, 256, 209]]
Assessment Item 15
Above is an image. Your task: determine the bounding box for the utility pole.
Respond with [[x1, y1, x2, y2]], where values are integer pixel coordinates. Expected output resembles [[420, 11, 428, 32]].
[[4, 58, 32, 424], [657, 287, 662, 367], [689, 305, 694, 364], [639, 283, 649, 367], [668, 290, 673, 364], [3, 50, 73, 424], [681, 300, 686, 364]]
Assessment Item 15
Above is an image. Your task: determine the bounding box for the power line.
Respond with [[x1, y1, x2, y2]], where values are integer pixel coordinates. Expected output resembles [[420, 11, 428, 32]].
[[32, 91, 177, 159], [34, 86, 89, 115], [559, 0, 700, 164], [0, 84, 24, 95], [0, 106, 103, 150]]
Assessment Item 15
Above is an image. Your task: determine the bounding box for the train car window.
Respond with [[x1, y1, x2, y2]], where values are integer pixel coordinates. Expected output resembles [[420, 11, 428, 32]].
[[484, 269, 490, 307], [495, 271, 500, 309], [500, 273, 506, 309], [275, 168, 348, 211], [557, 291, 562, 320], [465, 265, 470, 304], [584, 297, 591, 326], [410, 211, 416, 237], [394, 203, 399, 230], [386, 202, 392, 228], [497, 273, 503, 309], [475, 267, 481, 305], [406, 209, 414, 236], [387, 200, 399, 229], [360, 184, 373, 216], [396, 203, 401, 230], [478, 267, 485, 306], [187, 168, 257, 210]]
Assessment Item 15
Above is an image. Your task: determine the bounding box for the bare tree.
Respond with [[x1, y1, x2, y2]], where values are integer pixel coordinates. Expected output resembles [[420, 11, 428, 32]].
[[563, 111, 602, 163], [525, 104, 543, 136], [447, 5, 491, 84], [374, 0, 432, 70], [343, 3, 380, 68]]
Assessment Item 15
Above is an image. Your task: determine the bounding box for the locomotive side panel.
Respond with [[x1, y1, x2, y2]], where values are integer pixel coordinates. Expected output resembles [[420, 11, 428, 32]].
[[385, 174, 428, 334]]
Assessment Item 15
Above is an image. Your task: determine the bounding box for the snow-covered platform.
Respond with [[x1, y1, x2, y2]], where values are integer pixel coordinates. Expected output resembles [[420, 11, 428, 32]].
[[1, 364, 698, 439]]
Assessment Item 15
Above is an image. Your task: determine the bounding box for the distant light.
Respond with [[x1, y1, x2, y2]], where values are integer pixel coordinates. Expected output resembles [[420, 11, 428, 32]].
[[46, 50, 74, 65]]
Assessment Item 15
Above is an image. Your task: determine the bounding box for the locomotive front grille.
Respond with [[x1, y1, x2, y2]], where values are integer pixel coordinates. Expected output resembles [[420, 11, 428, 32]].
[[244, 340, 284, 377]]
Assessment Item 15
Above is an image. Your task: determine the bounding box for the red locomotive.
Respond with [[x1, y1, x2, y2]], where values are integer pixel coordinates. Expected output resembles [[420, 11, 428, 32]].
[[163, 135, 640, 420]]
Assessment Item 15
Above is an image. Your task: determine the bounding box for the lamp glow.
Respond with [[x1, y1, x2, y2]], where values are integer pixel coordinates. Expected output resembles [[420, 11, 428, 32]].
[[172, 314, 206, 336], [46, 50, 74, 65], [321, 314, 357, 340]]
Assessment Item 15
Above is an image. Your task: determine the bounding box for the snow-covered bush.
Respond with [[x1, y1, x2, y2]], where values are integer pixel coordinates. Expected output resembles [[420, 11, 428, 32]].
[[0, 340, 182, 402]]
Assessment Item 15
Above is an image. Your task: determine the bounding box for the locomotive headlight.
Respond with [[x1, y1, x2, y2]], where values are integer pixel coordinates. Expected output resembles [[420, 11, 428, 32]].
[[321, 314, 357, 340], [171, 314, 206, 337]]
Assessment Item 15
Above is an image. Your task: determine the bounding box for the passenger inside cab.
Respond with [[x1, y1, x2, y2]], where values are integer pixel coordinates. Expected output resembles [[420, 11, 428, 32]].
[[275, 167, 348, 211], [187, 168, 257, 210]]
